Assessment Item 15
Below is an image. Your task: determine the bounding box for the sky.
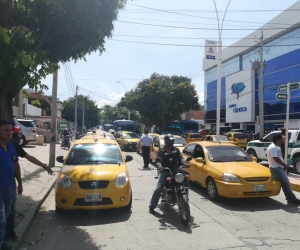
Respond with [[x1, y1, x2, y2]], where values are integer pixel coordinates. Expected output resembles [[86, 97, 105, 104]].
[[41, 0, 299, 108]]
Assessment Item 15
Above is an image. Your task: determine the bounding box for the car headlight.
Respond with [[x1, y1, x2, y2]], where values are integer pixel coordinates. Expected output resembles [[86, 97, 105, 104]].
[[222, 173, 240, 183], [174, 173, 185, 183], [115, 172, 129, 187], [58, 174, 72, 188]]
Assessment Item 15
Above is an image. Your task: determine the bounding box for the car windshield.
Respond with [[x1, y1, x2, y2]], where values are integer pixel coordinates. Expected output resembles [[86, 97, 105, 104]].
[[160, 138, 187, 147], [123, 133, 138, 139], [65, 143, 122, 165], [205, 146, 253, 162]]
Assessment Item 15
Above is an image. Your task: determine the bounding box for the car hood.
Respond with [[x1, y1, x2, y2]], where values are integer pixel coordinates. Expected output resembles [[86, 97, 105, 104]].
[[210, 161, 271, 178], [61, 164, 128, 182]]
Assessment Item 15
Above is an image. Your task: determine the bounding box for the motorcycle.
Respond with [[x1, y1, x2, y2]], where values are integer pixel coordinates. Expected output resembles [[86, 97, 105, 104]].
[[63, 135, 71, 149], [156, 157, 192, 225]]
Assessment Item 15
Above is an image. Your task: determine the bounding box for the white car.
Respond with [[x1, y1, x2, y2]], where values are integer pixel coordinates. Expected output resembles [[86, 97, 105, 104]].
[[246, 130, 300, 163], [17, 119, 37, 146]]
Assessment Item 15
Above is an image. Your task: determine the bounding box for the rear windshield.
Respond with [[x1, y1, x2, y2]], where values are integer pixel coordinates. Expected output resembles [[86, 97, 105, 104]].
[[123, 133, 138, 139], [234, 133, 246, 139], [190, 134, 202, 138], [65, 143, 122, 165], [18, 121, 35, 127]]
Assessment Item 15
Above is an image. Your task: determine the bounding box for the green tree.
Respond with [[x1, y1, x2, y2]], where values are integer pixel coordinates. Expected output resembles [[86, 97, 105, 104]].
[[100, 105, 140, 124], [0, 0, 126, 120], [62, 95, 101, 129], [118, 73, 201, 131]]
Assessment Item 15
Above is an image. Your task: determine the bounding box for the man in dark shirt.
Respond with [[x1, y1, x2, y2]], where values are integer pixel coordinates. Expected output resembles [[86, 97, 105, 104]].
[[0, 121, 19, 250], [149, 134, 183, 213], [4, 143, 52, 242]]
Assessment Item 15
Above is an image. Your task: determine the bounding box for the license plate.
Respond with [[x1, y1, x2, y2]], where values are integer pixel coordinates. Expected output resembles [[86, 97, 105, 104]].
[[84, 194, 102, 202], [253, 185, 266, 192]]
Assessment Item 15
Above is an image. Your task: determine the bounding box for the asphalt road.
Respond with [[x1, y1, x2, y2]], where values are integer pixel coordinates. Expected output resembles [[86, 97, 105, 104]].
[[21, 151, 300, 250]]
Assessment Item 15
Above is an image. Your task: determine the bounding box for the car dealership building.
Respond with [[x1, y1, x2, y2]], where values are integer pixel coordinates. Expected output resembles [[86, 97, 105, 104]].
[[203, 1, 300, 133]]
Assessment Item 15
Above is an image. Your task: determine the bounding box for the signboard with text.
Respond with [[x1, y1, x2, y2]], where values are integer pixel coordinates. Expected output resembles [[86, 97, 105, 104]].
[[226, 69, 255, 123], [205, 40, 217, 60]]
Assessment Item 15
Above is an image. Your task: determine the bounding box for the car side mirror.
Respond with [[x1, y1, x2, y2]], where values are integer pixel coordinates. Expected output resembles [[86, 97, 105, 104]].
[[125, 155, 133, 162], [252, 156, 258, 162], [195, 157, 204, 164], [186, 156, 192, 162], [56, 156, 64, 163]]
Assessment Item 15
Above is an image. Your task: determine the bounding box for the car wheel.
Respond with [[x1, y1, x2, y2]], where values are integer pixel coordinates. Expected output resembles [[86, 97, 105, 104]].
[[247, 149, 260, 162], [55, 205, 64, 214], [206, 178, 220, 201], [21, 135, 27, 147], [293, 157, 300, 175], [124, 192, 132, 210]]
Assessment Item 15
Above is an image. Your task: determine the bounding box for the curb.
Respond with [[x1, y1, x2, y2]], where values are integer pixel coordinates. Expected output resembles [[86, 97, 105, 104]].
[[12, 175, 58, 250]]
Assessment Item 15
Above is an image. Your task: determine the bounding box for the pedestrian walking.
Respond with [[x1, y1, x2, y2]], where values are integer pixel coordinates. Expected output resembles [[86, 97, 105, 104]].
[[267, 134, 300, 205], [139, 129, 153, 168], [0, 121, 19, 250], [4, 143, 52, 243]]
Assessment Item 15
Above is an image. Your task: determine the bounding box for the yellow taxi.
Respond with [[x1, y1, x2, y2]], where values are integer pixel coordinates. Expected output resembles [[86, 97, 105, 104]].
[[114, 131, 139, 151], [182, 133, 203, 143], [202, 135, 237, 146], [150, 135, 187, 162], [181, 142, 281, 200], [55, 138, 133, 211], [224, 132, 248, 149], [137, 133, 160, 154]]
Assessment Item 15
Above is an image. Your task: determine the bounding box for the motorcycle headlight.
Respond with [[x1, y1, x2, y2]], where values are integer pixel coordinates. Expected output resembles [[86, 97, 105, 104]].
[[174, 173, 185, 183], [115, 172, 129, 187], [222, 173, 240, 183], [58, 174, 72, 188]]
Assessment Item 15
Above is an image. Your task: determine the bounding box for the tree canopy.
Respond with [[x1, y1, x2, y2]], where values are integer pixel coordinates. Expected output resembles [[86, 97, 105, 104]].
[[118, 73, 201, 130], [62, 95, 101, 130], [100, 105, 140, 125], [0, 0, 125, 120]]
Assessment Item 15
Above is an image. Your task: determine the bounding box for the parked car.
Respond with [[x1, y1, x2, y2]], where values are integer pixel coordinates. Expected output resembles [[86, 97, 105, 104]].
[[55, 138, 133, 211], [182, 133, 203, 143], [246, 130, 299, 163], [11, 115, 23, 145], [17, 119, 37, 146], [224, 132, 248, 149], [181, 142, 281, 200]]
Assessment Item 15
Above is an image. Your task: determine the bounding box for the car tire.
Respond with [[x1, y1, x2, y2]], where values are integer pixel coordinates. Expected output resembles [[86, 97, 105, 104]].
[[293, 157, 300, 175], [55, 205, 64, 214], [206, 178, 220, 201], [247, 149, 260, 162], [21, 135, 27, 147], [124, 192, 132, 210]]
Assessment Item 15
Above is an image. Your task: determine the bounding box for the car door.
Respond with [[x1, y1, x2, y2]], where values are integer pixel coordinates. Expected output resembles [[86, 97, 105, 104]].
[[192, 145, 207, 185], [151, 136, 160, 161], [182, 144, 197, 181]]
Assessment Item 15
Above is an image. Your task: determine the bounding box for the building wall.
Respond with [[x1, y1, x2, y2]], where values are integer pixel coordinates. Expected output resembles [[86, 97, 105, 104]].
[[26, 102, 42, 116], [184, 107, 204, 120]]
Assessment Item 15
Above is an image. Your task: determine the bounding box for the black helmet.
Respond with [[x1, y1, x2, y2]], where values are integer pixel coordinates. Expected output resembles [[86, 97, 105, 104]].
[[164, 134, 175, 144]]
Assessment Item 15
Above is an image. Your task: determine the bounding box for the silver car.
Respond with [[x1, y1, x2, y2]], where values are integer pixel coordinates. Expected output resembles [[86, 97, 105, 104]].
[[17, 119, 37, 146]]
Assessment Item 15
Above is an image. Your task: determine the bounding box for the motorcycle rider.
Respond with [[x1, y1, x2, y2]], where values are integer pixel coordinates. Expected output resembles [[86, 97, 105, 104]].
[[149, 134, 188, 214], [61, 128, 70, 147]]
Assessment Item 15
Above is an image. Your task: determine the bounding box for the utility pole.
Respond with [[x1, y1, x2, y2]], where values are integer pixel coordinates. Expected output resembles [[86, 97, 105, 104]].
[[259, 31, 265, 138], [75, 85, 78, 132], [82, 100, 85, 132], [49, 70, 58, 167]]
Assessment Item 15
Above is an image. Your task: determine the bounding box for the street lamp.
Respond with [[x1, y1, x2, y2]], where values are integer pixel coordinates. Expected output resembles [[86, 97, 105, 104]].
[[116, 81, 130, 120], [213, 0, 231, 141]]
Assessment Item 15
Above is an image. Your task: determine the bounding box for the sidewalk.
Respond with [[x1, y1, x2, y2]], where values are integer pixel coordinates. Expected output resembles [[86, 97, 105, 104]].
[[7, 144, 66, 250]]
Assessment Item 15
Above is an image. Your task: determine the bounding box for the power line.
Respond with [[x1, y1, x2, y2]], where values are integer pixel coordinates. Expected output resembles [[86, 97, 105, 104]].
[[78, 87, 121, 101]]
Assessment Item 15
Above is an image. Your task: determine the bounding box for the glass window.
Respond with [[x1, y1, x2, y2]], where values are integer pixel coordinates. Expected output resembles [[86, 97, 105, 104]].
[[193, 145, 205, 159], [190, 134, 202, 138], [18, 121, 35, 127], [297, 132, 300, 141], [184, 123, 198, 131], [206, 146, 252, 162], [123, 133, 138, 139], [65, 143, 122, 165], [263, 132, 281, 142], [234, 133, 247, 139], [114, 133, 121, 138], [182, 134, 188, 138], [183, 144, 196, 156], [174, 138, 187, 146]]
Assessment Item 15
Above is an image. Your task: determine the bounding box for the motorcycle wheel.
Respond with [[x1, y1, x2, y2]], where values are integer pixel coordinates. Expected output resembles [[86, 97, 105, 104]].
[[178, 194, 190, 225]]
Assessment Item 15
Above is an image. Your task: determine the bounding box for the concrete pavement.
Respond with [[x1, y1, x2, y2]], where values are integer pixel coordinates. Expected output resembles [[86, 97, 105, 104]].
[[19, 151, 300, 250], [6, 144, 65, 250]]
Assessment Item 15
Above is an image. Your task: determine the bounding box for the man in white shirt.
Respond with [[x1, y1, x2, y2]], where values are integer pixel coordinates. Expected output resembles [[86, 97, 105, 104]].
[[139, 129, 153, 168], [267, 134, 300, 205]]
